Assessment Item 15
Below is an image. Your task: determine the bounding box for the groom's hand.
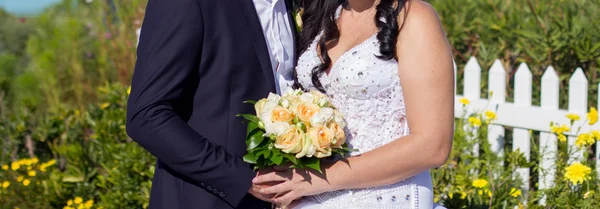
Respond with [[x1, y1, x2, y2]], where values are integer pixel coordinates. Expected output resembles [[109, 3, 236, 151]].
[[248, 182, 278, 203]]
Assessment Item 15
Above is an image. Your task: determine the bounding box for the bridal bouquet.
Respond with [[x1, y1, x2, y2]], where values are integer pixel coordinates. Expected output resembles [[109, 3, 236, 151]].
[[239, 89, 351, 172]]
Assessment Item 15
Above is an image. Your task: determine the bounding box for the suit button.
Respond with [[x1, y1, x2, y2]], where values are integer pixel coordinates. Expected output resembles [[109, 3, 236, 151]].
[[207, 186, 212, 191], [212, 189, 219, 194], [200, 183, 206, 187], [219, 192, 226, 198]]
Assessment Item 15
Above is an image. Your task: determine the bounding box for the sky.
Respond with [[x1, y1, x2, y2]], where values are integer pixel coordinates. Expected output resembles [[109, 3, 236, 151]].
[[0, 0, 62, 16]]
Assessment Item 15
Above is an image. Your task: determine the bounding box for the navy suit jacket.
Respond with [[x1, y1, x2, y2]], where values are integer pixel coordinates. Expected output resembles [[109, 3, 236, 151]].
[[126, 0, 296, 208]]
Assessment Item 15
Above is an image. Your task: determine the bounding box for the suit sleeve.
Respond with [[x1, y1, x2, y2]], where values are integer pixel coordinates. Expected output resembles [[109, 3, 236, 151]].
[[126, 0, 255, 207]]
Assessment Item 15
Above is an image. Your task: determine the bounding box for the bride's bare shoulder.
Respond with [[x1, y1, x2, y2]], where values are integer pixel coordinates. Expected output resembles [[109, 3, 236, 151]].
[[398, 0, 445, 37]]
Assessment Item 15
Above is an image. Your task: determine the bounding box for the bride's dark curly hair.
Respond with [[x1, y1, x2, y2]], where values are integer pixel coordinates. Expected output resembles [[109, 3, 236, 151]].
[[292, 0, 410, 92]]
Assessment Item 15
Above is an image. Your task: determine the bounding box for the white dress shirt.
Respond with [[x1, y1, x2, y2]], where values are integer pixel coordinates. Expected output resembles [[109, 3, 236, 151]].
[[253, 0, 295, 93]]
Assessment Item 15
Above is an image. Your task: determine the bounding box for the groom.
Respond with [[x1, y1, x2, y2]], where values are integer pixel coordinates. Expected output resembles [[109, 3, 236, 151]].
[[126, 0, 297, 208]]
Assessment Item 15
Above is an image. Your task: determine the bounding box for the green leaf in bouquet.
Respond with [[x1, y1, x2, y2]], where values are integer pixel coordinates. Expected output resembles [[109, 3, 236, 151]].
[[257, 149, 271, 158], [246, 121, 259, 137], [244, 100, 258, 105], [271, 151, 284, 165], [243, 153, 258, 164], [247, 129, 266, 151], [237, 113, 260, 124], [303, 157, 322, 173], [283, 153, 299, 165]]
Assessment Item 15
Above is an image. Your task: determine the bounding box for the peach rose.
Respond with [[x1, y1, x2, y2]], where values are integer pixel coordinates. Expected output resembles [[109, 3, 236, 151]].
[[329, 123, 346, 148], [274, 125, 304, 154], [307, 126, 333, 158], [296, 103, 320, 124], [271, 106, 294, 123]]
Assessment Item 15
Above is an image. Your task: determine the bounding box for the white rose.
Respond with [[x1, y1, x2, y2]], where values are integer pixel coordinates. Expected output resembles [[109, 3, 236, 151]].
[[310, 107, 334, 127], [267, 93, 281, 104], [281, 99, 291, 108], [333, 110, 347, 128], [263, 121, 290, 137], [260, 100, 278, 116], [299, 93, 314, 103]]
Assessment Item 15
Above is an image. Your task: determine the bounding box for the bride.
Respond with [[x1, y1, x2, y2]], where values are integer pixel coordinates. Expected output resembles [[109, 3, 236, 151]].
[[252, 0, 454, 208]]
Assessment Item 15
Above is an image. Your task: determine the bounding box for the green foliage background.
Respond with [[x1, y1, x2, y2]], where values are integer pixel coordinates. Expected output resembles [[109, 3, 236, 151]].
[[0, 0, 599, 208]]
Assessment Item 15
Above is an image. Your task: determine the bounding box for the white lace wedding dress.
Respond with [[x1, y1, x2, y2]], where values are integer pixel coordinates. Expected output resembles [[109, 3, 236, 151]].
[[292, 6, 443, 209]]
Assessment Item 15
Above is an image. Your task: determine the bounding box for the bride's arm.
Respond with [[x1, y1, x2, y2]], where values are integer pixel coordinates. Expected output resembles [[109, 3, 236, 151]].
[[253, 1, 454, 204]]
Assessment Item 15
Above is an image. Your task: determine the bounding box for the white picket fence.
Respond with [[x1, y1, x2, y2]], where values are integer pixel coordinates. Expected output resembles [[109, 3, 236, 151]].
[[455, 57, 599, 203]]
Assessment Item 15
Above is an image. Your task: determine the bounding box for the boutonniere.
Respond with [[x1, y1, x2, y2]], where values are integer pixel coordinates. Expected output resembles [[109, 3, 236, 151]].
[[291, 0, 303, 33]]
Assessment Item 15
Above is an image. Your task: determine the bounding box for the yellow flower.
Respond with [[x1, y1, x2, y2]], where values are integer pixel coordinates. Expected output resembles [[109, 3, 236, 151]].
[[485, 110, 496, 123], [564, 162, 592, 185], [588, 108, 598, 125], [1, 164, 8, 170], [63, 207, 74, 209], [40, 159, 57, 172], [22, 179, 30, 186], [551, 124, 570, 134], [509, 188, 522, 197], [84, 200, 94, 208], [2, 181, 10, 188], [67, 200, 73, 206], [486, 189, 492, 197], [77, 205, 84, 209], [100, 103, 110, 109], [472, 179, 488, 188], [460, 192, 467, 199], [566, 113, 581, 121], [11, 161, 20, 171], [294, 9, 303, 32], [74, 197, 83, 204], [468, 117, 482, 127], [584, 190, 595, 199], [478, 190, 483, 196], [28, 170, 37, 177], [576, 133, 595, 148], [127, 86, 132, 95], [558, 134, 567, 142], [459, 98, 470, 105], [590, 130, 600, 140], [16, 176, 24, 182]]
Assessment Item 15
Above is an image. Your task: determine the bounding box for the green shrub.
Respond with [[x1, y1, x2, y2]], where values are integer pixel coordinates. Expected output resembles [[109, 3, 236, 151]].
[[0, 84, 154, 209], [429, 0, 600, 108]]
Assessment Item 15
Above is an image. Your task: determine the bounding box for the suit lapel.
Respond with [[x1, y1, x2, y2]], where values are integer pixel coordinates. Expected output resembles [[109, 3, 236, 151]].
[[235, 0, 277, 92]]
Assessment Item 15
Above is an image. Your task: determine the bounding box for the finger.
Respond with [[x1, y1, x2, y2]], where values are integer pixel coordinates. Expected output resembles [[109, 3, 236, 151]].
[[253, 171, 289, 184], [261, 181, 293, 195], [273, 191, 299, 207]]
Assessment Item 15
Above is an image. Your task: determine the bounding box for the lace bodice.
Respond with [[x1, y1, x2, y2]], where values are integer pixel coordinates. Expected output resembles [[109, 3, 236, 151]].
[[296, 34, 408, 157]]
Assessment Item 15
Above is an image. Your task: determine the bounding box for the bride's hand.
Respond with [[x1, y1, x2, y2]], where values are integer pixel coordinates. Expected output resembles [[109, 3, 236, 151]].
[[253, 168, 332, 206]]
